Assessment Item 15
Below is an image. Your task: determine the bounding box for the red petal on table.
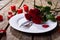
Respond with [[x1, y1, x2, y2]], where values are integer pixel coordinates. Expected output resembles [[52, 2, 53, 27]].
[[0, 30, 6, 33], [17, 8, 23, 14], [0, 15, 3, 21], [42, 24, 49, 28], [8, 12, 13, 15], [10, 5, 16, 11], [23, 4, 27, 7], [8, 15, 14, 20], [24, 5, 29, 12]]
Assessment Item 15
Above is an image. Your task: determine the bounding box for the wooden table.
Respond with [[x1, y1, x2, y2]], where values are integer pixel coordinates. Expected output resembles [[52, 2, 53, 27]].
[[0, 0, 11, 10], [0, 0, 60, 40]]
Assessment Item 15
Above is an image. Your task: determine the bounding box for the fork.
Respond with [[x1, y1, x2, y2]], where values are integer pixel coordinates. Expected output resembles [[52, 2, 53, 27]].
[[20, 21, 33, 27]]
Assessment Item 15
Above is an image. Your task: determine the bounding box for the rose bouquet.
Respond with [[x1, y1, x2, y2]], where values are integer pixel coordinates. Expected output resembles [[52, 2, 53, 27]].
[[24, 1, 58, 28]]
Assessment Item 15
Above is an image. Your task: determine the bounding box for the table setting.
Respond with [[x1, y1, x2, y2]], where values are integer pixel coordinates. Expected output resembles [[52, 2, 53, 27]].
[[9, 0, 60, 34], [0, 0, 60, 40]]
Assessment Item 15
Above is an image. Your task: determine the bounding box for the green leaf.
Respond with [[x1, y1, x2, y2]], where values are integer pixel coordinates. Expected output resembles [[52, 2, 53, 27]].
[[40, 6, 51, 14], [47, 1, 52, 5], [44, 6, 51, 12], [46, 12, 51, 14], [43, 15, 48, 22], [46, 14, 56, 22], [40, 7, 45, 13]]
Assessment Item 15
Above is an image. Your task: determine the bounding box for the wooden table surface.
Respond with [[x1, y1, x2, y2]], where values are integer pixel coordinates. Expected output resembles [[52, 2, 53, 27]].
[[0, 0, 60, 40]]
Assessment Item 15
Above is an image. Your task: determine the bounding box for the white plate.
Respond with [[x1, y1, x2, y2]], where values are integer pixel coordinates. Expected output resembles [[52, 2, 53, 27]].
[[9, 13, 57, 33]]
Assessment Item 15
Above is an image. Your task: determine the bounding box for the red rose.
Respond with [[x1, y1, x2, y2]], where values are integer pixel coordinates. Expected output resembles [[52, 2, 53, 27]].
[[28, 9, 34, 13], [28, 9, 37, 17], [28, 8, 41, 17], [29, 13, 36, 18], [25, 14, 32, 21], [32, 16, 42, 24], [28, 9, 34, 16], [33, 8, 40, 15]]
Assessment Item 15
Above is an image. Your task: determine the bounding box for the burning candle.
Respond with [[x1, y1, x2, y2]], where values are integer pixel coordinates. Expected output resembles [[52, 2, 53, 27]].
[[17, 8, 23, 14], [10, 5, 16, 12]]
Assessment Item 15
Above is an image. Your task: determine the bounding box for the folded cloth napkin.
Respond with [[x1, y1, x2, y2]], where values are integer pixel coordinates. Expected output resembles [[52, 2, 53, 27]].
[[18, 17, 28, 27]]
